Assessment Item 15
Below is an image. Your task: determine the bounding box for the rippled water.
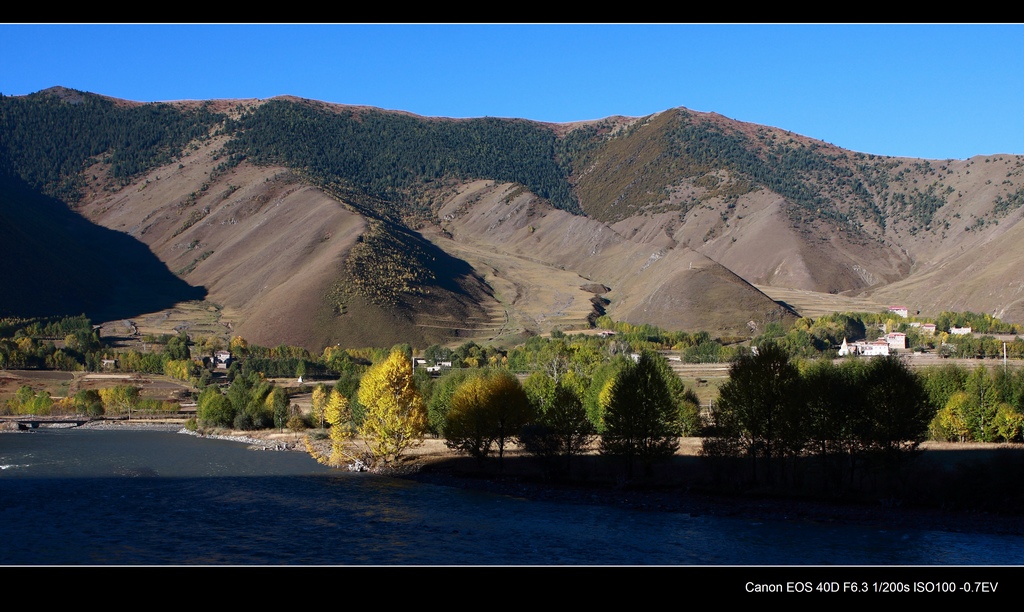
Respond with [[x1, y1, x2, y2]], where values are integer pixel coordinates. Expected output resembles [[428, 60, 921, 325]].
[[2, 429, 1023, 565]]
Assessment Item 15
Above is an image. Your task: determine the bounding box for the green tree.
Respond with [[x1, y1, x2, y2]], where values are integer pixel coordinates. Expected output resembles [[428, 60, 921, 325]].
[[861, 355, 933, 475], [704, 342, 804, 485], [962, 365, 1000, 441], [600, 352, 681, 478], [197, 386, 234, 428], [267, 387, 290, 430], [520, 381, 595, 474]]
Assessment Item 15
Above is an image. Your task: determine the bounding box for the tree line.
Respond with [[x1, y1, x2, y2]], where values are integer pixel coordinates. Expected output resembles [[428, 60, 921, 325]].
[[0, 90, 224, 202], [703, 343, 934, 495], [286, 347, 697, 478]]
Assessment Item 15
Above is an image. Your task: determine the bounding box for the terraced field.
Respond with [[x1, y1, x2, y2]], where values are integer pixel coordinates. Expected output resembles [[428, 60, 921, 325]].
[[754, 285, 891, 319]]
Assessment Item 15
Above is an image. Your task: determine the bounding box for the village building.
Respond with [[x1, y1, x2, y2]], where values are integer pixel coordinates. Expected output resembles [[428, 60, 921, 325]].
[[838, 338, 890, 356], [888, 306, 909, 318], [885, 332, 907, 350], [214, 350, 232, 369], [950, 326, 973, 335]]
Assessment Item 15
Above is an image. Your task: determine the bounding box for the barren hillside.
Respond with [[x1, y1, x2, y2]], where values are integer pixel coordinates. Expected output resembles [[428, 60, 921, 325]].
[[5, 87, 1024, 352]]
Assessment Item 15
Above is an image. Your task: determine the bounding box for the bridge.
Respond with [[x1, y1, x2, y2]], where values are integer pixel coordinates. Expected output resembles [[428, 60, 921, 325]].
[[0, 417, 91, 430]]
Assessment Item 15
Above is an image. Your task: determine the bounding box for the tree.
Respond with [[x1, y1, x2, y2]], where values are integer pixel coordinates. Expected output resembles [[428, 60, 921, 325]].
[[444, 370, 534, 471], [520, 380, 595, 474], [267, 387, 290, 430], [445, 375, 496, 463], [427, 368, 475, 436], [197, 386, 233, 428], [310, 383, 329, 429], [325, 389, 355, 465], [962, 365, 1000, 441], [994, 403, 1024, 442], [931, 392, 972, 442], [482, 370, 533, 470], [703, 342, 803, 485], [861, 355, 933, 475], [356, 349, 427, 463], [801, 358, 869, 488], [98, 385, 141, 418], [599, 351, 681, 478], [651, 352, 703, 435]]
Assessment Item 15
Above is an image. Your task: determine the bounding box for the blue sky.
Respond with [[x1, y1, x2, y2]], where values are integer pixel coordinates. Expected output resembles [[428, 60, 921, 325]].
[[2, 24, 1022, 160]]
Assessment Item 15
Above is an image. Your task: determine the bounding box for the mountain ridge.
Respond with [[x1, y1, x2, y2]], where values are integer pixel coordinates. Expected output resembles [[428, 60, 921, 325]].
[[3, 87, 1023, 350]]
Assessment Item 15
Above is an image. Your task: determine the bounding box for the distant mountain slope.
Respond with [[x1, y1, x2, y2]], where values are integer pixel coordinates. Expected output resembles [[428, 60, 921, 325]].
[[430, 181, 795, 336], [4, 87, 1024, 350], [73, 140, 497, 350]]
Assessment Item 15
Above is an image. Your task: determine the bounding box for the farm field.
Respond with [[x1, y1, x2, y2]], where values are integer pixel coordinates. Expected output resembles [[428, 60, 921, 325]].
[[754, 284, 891, 319], [0, 370, 192, 405]]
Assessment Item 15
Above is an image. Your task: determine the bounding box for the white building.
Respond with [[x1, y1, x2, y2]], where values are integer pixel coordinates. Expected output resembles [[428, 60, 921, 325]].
[[839, 338, 890, 356]]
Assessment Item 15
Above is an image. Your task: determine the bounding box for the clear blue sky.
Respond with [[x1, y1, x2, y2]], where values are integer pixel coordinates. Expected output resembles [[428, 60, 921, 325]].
[[3, 24, 1022, 160]]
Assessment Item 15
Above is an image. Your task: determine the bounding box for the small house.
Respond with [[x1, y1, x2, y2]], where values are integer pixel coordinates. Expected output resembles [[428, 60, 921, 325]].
[[886, 332, 907, 349], [888, 306, 909, 318]]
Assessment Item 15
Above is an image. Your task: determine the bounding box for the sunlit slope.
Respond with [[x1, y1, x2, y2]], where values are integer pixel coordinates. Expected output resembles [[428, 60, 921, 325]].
[[433, 181, 796, 336]]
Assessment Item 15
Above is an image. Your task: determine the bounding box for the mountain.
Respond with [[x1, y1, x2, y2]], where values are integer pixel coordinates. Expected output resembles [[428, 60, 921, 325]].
[[3, 87, 1023, 350]]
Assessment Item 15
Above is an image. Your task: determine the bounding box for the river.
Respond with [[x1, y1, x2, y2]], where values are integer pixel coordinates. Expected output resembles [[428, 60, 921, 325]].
[[3, 428, 1024, 566]]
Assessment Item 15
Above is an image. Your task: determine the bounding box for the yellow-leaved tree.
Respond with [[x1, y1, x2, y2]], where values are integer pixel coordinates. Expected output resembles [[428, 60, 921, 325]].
[[357, 349, 427, 463], [310, 384, 329, 429], [325, 389, 354, 465]]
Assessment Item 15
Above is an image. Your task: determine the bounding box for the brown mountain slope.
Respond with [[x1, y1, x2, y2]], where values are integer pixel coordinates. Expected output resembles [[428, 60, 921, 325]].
[[563, 105, 1024, 322], [683, 192, 908, 292], [75, 138, 498, 351], [431, 181, 795, 336], [30, 91, 1024, 349], [862, 206, 1024, 321]]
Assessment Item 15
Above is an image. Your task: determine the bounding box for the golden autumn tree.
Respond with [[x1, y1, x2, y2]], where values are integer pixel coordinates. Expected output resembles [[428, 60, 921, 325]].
[[310, 384, 329, 429], [357, 349, 427, 463], [325, 389, 355, 465]]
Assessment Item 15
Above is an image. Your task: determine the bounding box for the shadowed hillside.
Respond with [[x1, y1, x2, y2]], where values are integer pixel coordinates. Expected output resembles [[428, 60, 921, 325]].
[[0, 173, 206, 320]]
